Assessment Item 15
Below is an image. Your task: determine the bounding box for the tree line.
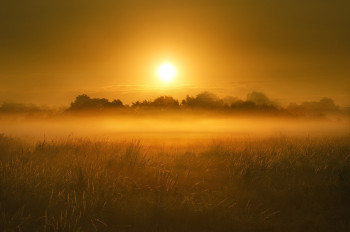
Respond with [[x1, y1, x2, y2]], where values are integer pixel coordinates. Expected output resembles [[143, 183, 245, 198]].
[[65, 91, 340, 116], [0, 91, 341, 116]]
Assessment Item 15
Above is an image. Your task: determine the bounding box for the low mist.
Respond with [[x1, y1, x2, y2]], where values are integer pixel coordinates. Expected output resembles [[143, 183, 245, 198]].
[[0, 113, 348, 143]]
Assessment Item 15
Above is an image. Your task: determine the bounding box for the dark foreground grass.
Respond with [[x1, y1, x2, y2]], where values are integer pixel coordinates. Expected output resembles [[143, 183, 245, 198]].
[[1, 134, 350, 231]]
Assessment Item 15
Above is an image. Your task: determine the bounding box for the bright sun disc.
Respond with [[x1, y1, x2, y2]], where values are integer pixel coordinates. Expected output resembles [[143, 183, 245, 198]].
[[157, 63, 176, 82]]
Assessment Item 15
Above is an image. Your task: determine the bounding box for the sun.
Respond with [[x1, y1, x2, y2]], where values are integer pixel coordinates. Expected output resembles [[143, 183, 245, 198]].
[[157, 62, 176, 83]]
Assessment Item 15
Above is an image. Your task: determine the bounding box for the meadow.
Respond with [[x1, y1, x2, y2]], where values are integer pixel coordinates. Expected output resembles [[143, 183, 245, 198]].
[[1, 133, 350, 231]]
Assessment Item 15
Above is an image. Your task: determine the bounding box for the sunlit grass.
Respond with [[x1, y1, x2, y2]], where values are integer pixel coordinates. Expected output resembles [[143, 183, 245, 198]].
[[1, 134, 350, 231]]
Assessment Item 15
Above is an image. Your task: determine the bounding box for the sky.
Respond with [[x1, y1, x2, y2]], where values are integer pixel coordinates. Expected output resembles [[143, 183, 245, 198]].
[[0, 0, 349, 106]]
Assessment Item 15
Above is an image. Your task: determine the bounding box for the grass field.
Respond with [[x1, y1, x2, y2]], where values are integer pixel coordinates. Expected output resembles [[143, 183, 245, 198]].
[[1, 134, 350, 231]]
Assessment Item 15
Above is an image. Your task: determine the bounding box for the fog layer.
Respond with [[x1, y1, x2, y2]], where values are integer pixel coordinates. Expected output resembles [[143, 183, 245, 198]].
[[1, 114, 348, 143]]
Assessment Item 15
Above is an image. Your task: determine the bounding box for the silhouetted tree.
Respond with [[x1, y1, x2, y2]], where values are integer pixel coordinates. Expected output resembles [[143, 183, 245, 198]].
[[222, 96, 240, 107], [112, 99, 123, 107], [152, 96, 179, 108], [132, 100, 152, 108], [0, 102, 42, 113], [132, 96, 179, 109], [230, 92, 279, 112], [230, 100, 257, 110], [70, 94, 91, 109], [246, 91, 274, 106], [182, 92, 223, 109], [287, 97, 339, 114], [68, 94, 124, 110]]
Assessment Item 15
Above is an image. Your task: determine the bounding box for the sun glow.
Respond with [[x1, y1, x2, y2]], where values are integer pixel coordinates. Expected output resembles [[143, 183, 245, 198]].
[[157, 62, 176, 83]]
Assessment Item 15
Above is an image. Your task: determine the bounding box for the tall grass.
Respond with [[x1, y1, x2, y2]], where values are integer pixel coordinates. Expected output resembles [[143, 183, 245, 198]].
[[1, 134, 350, 231]]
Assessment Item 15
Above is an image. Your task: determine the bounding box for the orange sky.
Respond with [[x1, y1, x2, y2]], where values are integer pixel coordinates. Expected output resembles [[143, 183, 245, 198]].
[[0, 0, 349, 106]]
